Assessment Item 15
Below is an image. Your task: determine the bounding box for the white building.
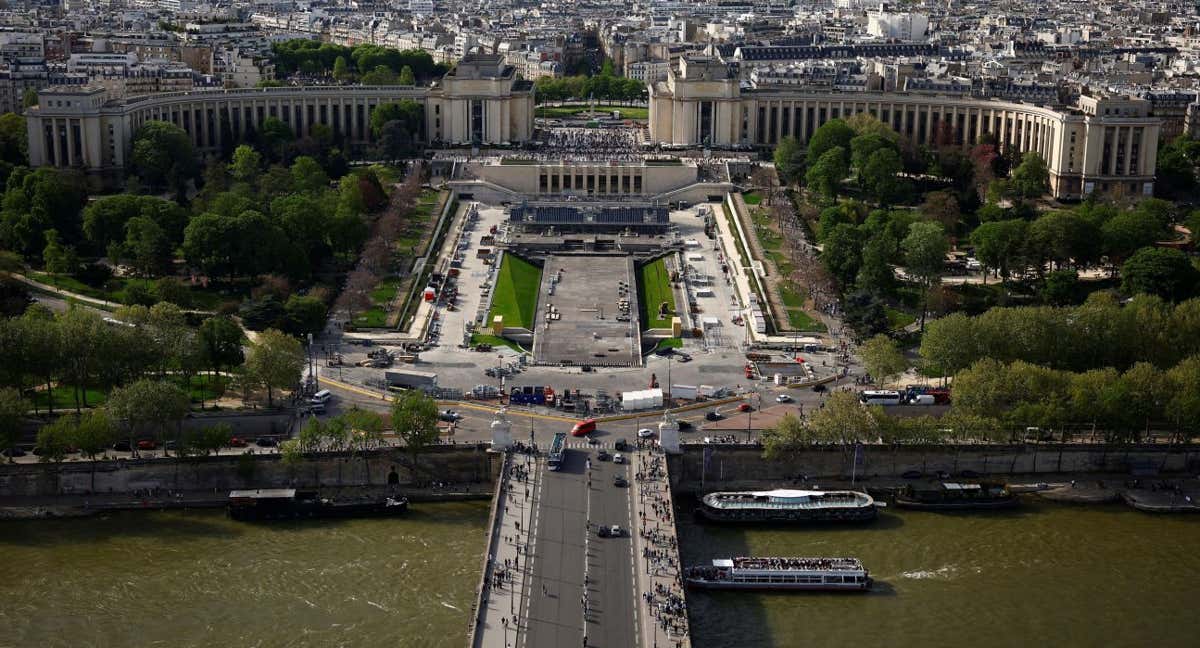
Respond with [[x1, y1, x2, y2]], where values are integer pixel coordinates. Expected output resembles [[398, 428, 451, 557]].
[[866, 10, 929, 42]]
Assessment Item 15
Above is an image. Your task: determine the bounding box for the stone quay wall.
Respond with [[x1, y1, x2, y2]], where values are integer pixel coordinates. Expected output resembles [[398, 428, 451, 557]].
[[667, 443, 1200, 492], [0, 446, 502, 498]]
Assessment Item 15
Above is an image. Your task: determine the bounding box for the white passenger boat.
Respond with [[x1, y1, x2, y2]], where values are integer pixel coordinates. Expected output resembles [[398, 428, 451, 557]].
[[685, 556, 872, 591]]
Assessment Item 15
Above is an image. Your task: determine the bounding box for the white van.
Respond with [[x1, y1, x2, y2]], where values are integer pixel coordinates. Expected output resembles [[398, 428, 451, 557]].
[[311, 389, 333, 404]]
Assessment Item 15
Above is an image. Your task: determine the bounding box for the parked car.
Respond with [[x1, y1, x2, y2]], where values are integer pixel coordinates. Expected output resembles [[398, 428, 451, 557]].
[[738, 403, 753, 412], [613, 475, 628, 487], [597, 449, 610, 461], [255, 437, 278, 448], [776, 394, 792, 403], [111, 440, 132, 452], [439, 409, 462, 422], [637, 428, 654, 438], [613, 453, 625, 464], [228, 437, 248, 448], [136, 439, 157, 451], [811, 384, 827, 393], [678, 420, 693, 431], [705, 411, 722, 421], [3, 447, 27, 458]]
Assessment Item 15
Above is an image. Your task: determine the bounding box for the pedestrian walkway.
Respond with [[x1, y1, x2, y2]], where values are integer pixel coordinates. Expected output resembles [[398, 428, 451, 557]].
[[631, 445, 692, 648], [472, 451, 540, 648]]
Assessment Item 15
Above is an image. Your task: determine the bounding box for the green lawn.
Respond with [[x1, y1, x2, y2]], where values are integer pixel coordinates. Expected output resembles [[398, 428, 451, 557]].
[[489, 254, 542, 330], [779, 282, 806, 309], [536, 105, 649, 120], [886, 307, 917, 330], [28, 375, 228, 411], [470, 333, 526, 352], [352, 276, 400, 329], [32, 272, 232, 311], [638, 258, 676, 329], [742, 191, 763, 205]]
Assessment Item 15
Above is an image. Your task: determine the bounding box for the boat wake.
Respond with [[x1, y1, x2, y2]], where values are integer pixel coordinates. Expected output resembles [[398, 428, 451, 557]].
[[440, 601, 461, 611], [901, 565, 957, 580]]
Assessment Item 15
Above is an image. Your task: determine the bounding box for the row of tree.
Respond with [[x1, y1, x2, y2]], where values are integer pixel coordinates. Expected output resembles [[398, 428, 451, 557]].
[[532, 65, 646, 103], [0, 304, 305, 418], [270, 40, 447, 83], [919, 293, 1200, 377]]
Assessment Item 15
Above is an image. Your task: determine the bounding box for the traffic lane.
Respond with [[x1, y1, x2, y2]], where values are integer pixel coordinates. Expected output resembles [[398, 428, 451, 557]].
[[525, 451, 587, 648], [584, 452, 636, 648]]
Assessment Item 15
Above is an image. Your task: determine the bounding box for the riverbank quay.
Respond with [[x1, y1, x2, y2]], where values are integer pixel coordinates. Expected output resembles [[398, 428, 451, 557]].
[[0, 445, 501, 498], [469, 451, 539, 648], [633, 445, 692, 648], [667, 442, 1200, 491], [0, 484, 492, 520]]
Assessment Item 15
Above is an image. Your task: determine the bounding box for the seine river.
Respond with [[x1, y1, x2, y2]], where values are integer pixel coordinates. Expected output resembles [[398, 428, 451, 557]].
[[0, 501, 488, 648], [678, 498, 1200, 648]]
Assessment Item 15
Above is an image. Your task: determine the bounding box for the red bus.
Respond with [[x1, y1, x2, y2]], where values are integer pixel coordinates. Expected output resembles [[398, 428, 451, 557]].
[[571, 419, 597, 437]]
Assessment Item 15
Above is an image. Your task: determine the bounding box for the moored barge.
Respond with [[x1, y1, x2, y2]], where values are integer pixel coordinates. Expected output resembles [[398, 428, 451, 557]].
[[893, 481, 1018, 511], [695, 489, 877, 523], [227, 489, 409, 521]]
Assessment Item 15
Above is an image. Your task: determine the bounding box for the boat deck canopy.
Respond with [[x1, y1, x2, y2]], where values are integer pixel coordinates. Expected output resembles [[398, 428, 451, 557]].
[[229, 489, 297, 499]]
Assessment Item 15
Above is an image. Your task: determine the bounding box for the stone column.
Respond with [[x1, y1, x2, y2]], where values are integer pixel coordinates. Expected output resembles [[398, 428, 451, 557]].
[[1122, 125, 1134, 176]]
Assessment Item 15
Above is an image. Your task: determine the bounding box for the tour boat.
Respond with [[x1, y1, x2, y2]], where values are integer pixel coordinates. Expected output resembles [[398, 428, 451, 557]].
[[695, 489, 877, 523], [685, 556, 872, 591], [893, 481, 1019, 511], [227, 489, 409, 521]]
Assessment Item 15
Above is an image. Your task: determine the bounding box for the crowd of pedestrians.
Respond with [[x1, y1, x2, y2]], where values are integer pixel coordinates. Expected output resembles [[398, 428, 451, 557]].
[[635, 447, 690, 642]]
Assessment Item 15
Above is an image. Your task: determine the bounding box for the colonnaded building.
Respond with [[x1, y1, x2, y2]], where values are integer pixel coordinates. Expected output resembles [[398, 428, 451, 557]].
[[26, 52, 1162, 200], [25, 54, 535, 185], [649, 56, 1163, 200]]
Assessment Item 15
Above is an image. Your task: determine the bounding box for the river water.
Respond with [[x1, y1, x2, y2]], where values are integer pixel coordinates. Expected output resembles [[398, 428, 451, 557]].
[[0, 502, 488, 648], [678, 498, 1200, 648]]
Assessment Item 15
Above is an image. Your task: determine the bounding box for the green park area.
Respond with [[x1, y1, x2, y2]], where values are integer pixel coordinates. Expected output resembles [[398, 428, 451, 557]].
[[638, 258, 676, 329], [32, 271, 230, 311], [743, 191, 827, 332], [29, 374, 229, 411], [488, 254, 542, 330], [352, 276, 401, 328], [535, 105, 649, 120]]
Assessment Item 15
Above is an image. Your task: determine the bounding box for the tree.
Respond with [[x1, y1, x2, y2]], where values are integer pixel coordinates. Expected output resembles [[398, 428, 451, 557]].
[[243, 329, 304, 407], [398, 65, 415, 86], [289, 156, 330, 194], [921, 191, 960, 233], [361, 65, 398, 85], [0, 112, 28, 167], [228, 144, 263, 184], [860, 335, 908, 386], [761, 413, 811, 462], [1010, 151, 1049, 199], [805, 146, 849, 198], [259, 117, 294, 161], [855, 230, 896, 296], [332, 56, 352, 82], [918, 312, 978, 379], [370, 100, 424, 138], [1, 168, 88, 257], [42, 229, 77, 278], [0, 387, 27, 459], [970, 219, 1027, 284], [284, 295, 328, 336], [71, 410, 118, 489], [842, 290, 889, 342], [106, 379, 190, 456], [198, 316, 245, 378], [1165, 356, 1200, 442], [1121, 247, 1198, 302], [820, 223, 862, 288], [773, 137, 804, 184], [390, 389, 440, 477], [123, 216, 172, 277], [807, 391, 878, 444], [1041, 269, 1079, 306], [860, 148, 906, 205], [806, 119, 854, 167], [1102, 209, 1170, 261], [36, 416, 73, 463], [901, 222, 949, 329], [131, 121, 196, 197]]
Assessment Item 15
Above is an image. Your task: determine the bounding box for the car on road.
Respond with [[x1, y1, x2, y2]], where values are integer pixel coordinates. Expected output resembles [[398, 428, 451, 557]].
[[606, 525, 625, 537], [811, 384, 827, 393], [676, 354, 692, 363], [678, 420, 693, 431], [228, 437, 248, 448], [637, 428, 654, 438], [613, 476, 628, 487], [572, 419, 597, 437], [111, 440, 131, 452], [2, 447, 27, 458], [597, 525, 611, 538], [597, 449, 610, 461], [705, 411, 722, 421], [776, 394, 792, 403], [738, 403, 753, 412], [614, 439, 629, 452], [137, 439, 157, 451], [439, 409, 462, 422], [255, 437, 278, 448], [612, 453, 625, 464]]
